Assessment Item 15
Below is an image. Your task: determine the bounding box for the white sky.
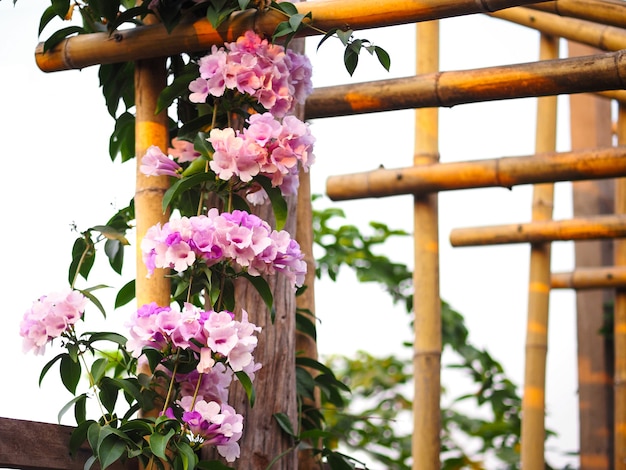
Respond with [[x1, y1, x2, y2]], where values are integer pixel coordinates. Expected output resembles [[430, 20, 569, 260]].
[[0, 1, 582, 468]]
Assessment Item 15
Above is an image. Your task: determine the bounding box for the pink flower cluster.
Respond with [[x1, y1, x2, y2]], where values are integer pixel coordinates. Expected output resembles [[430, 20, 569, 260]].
[[208, 112, 315, 188], [19, 289, 87, 355], [141, 209, 307, 288], [189, 30, 313, 118], [127, 302, 260, 462], [139, 139, 201, 179]]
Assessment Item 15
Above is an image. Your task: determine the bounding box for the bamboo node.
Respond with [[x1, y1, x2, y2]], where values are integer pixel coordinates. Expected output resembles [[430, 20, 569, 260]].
[[112, 32, 123, 43]]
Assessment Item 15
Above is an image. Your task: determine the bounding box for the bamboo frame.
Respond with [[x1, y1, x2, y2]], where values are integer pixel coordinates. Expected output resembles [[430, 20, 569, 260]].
[[614, 104, 626, 470], [304, 49, 626, 119], [325, 146, 626, 200], [551, 267, 626, 289], [521, 34, 558, 470], [449, 215, 626, 247], [412, 20, 441, 470], [489, 7, 626, 52], [34, 0, 550, 73], [528, 0, 626, 30]]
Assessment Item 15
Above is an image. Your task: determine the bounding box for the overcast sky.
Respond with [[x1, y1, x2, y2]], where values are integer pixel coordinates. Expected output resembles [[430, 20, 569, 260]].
[[0, 2, 581, 467]]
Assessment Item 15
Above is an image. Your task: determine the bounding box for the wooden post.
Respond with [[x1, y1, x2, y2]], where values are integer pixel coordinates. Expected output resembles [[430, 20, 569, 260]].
[[614, 103, 626, 470], [521, 33, 559, 470], [569, 41, 615, 470], [412, 19, 441, 470]]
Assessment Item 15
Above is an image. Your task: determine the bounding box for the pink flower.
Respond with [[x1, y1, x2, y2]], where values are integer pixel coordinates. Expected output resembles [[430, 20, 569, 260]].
[[20, 289, 87, 355], [169, 138, 200, 163], [140, 145, 182, 178]]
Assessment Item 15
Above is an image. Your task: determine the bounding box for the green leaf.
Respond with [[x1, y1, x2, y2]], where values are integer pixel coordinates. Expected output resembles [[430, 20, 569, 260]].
[[43, 25, 85, 52], [254, 175, 288, 230], [175, 440, 199, 470], [69, 235, 95, 284], [374, 46, 391, 71], [70, 419, 96, 456], [99, 378, 119, 414], [235, 371, 256, 408], [109, 111, 135, 161], [162, 172, 216, 212], [193, 132, 213, 159], [343, 45, 359, 76], [50, 0, 70, 18], [272, 0, 297, 15], [106, 5, 148, 32], [88, 331, 128, 347], [156, 69, 198, 115], [99, 435, 127, 470], [317, 27, 338, 51], [39, 353, 64, 386], [60, 354, 81, 394], [38, 6, 58, 35], [57, 393, 88, 423], [336, 29, 353, 46], [205, 2, 238, 29], [240, 273, 273, 313], [92, 224, 130, 245], [104, 239, 124, 274], [273, 412, 296, 437], [150, 427, 176, 459], [295, 311, 316, 340], [91, 358, 109, 383], [79, 287, 108, 319], [115, 279, 136, 308]]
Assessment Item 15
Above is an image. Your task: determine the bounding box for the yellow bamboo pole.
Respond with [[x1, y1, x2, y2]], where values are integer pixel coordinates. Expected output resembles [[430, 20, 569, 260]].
[[304, 49, 626, 119], [551, 267, 626, 289], [134, 51, 170, 308], [35, 0, 551, 73], [489, 7, 626, 52], [449, 215, 626, 247], [528, 0, 626, 30], [520, 33, 559, 470], [325, 146, 626, 201], [614, 103, 626, 470], [412, 20, 440, 470]]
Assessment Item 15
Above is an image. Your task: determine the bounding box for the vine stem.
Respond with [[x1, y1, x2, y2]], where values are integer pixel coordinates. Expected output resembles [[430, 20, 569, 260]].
[[161, 350, 181, 414]]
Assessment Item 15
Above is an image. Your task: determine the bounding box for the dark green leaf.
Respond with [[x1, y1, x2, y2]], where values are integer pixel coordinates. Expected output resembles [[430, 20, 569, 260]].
[[106, 6, 148, 32], [79, 287, 108, 319], [39, 353, 64, 386], [91, 358, 109, 384], [60, 354, 81, 394], [43, 25, 85, 53], [254, 175, 288, 230], [70, 419, 96, 456], [235, 370, 256, 408], [343, 46, 359, 76], [273, 412, 296, 437], [69, 235, 95, 284], [104, 239, 124, 274], [240, 273, 273, 313], [156, 69, 198, 115], [162, 172, 216, 212], [51, 0, 70, 18], [88, 331, 128, 347], [150, 427, 176, 459], [99, 435, 127, 470], [374, 46, 391, 71], [272, 0, 297, 15], [109, 111, 135, 161], [295, 311, 316, 340], [316, 27, 338, 51], [38, 6, 57, 35], [115, 279, 136, 308], [57, 393, 88, 423]]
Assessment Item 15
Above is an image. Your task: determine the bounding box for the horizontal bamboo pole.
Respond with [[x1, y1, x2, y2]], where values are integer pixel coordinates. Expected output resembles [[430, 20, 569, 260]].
[[528, 0, 626, 30], [304, 49, 626, 119], [489, 7, 626, 52], [449, 214, 626, 247], [597, 90, 626, 105], [35, 0, 549, 73], [326, 146, 626, 200], [551, 266, 626, 289]]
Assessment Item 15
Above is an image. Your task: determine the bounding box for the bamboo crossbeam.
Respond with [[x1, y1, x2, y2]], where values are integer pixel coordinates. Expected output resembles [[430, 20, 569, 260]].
[[551, 267, 626, 289], [325, 146, 626, 201], [489, 7, 626, 52], [304, 49, 626, 119], [449, 215, 626, 247], [528, 0, 626, 30], [34, 0, 549, 73]]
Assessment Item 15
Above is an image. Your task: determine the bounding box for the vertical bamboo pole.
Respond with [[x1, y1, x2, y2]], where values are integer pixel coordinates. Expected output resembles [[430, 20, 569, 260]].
[[614, 104, 626, 470], [521, 33, 559, 470], [412, 20, 441, 470], [569, 41, 614, 470]]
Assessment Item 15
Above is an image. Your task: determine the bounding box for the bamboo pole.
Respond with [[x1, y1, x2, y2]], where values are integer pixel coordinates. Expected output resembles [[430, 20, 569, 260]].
[[449, 215, 626, 247], [134, 57, 170, 308], [528, 0, 626, 30], [569, 41, 614, 470], [489, 7, 626, 52], [304, 49, 626, 119], [521, 34, 559, 470], [325, 146, 626, 201], [551, 267, 626, 289], [34, 0, 550, 73], [614, 103, 626, 470], [412, 20, 441, 470]]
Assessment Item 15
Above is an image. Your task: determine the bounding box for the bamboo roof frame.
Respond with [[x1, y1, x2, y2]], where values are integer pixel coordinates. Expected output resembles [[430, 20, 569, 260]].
[[527, 0, 626, 30], [34, 0, 551, 73], [449, 214, 626, 247], [325, 146, 626, 200]]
